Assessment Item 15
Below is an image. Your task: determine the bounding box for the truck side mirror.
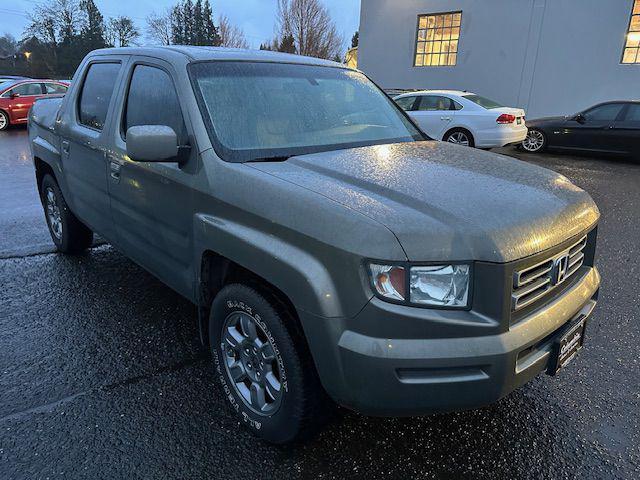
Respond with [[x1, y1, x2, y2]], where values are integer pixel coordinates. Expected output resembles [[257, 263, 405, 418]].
[[126, 125, 179, 162]]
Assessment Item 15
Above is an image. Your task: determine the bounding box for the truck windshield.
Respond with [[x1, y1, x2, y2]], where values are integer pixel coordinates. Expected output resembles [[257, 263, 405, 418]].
[[190, 61, 425, 162]]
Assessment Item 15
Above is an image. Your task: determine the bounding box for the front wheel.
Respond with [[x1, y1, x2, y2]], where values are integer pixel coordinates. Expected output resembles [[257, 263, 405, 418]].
[[521, 128, 546, 153], [0, 111, 9, 131], [41, 174, 93, 253], [209, 284, 331, 444], [444, 128, 475, 148]]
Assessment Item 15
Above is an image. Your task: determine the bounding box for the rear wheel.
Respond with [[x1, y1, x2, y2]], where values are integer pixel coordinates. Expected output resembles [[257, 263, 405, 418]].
[[41, 174, 93, 253], [444, 128, 475, 147], [210, 283, 331, 443], [0, 111, 9, 131], [521, 128, 546, 153]]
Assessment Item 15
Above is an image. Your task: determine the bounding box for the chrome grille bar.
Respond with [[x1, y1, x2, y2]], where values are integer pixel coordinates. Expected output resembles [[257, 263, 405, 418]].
[[512, 235, 588, 311]]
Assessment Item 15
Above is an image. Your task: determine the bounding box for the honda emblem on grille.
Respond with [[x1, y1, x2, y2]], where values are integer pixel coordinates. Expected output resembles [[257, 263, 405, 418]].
[[552, 254, 570, 286]]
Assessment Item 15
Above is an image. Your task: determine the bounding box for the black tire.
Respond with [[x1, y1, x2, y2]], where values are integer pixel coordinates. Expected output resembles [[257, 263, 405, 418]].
[[0, 110, 9, 131], [521, 128, 547, 153], [40, 174, 93, 253], [209, 283, 331, 444], [444, 128, 475, 148]]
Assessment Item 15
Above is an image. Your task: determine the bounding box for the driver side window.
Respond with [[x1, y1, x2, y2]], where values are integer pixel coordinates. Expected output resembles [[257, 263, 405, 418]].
[[583, 103, 624, 122]]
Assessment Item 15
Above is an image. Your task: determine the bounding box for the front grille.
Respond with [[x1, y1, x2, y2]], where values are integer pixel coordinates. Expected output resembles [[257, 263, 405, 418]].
[[511, 235, 587, 311]]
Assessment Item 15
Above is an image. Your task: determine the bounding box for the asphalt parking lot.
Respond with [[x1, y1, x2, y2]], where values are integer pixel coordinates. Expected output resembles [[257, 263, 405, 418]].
[[1, 128, 639, 480]]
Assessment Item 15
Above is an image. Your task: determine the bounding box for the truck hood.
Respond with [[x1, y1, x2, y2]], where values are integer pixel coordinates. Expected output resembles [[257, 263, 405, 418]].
[[249, 141, 599, 263]]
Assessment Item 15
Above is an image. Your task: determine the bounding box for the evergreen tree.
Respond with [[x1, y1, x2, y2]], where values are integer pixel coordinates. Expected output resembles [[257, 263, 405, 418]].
[[171, 4, 184, 44], [183, 0, 194, 44], [193, 0, 204, 45], [351, 31, 358, 48], [278, 34, 296, 54], [203, 0, 220, 45], [79, 0, 107, 52]]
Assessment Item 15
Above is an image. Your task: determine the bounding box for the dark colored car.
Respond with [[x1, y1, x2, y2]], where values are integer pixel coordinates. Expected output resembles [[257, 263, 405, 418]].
[[0, 79, 69, 131], [0, 75, 30, 84], [522, 100, 640, 158], [29, 47, 600, 444]]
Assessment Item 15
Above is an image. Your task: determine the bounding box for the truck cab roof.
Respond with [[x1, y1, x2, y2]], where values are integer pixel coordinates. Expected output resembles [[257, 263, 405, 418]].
[[89, 46, 346, 69]]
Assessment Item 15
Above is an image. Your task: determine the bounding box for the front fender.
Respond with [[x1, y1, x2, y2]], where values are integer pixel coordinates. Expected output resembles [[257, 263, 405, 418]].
[[193, 213, 349, 318]]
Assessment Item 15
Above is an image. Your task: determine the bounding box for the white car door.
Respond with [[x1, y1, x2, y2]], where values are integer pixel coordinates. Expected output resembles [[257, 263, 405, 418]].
[[409, 95, 456, 139]]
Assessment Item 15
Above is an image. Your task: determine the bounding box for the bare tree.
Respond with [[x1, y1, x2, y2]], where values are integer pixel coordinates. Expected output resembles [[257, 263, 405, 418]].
[[106, 16, 140, 47], [217, 14, 249, 49], [275, 0, 343, 59], [146, 10, 173, 45]]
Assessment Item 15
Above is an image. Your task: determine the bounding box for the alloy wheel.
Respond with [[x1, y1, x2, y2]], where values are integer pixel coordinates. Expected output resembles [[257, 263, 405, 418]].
[[522, 129, 545, 152], [221, 311, 283, 415], [45, 187, 63, 239], [447, 131, 470, 146], [0, 113, 7, 130]]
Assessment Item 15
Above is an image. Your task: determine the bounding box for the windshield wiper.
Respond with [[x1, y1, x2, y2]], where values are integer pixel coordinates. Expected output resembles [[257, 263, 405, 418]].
[[248, 155, 292, 163]]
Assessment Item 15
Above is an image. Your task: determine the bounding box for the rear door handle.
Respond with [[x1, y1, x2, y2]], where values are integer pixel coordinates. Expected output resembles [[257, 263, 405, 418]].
[[441, 116, 451, 121], [61, 140, 70, 154], [109, 160, 122, 182]]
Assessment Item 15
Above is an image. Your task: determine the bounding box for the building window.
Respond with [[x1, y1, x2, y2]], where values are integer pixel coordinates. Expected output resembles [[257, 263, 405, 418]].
[[414, 12, 461, 67], [623, 0, 640, 63]]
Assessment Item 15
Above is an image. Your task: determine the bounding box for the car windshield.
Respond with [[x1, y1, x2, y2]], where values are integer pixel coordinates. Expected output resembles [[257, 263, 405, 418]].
[[190, 61, 424, 162], [463, 94, 504, 109]]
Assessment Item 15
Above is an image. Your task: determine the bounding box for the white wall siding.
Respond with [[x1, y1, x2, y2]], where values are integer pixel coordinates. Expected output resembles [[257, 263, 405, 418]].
[[359, 0, 639, 118]]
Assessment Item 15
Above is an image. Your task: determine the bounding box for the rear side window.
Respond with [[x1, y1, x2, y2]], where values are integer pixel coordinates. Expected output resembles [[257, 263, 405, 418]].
[[123, 65, 186, 143], [78, 63, 121, 130], [463, 94, 504, 109], [45, 83, 67, 94], [395, 96, 418, 111], [417, 95, 453, 111]]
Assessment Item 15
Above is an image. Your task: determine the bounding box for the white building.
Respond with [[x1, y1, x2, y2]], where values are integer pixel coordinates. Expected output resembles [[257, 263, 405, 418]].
[[358, 0, 640, 118]]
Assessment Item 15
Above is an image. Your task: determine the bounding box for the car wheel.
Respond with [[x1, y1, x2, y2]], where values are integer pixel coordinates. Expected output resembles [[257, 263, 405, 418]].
[[521, 128, 546, 153], [210, 283, 332, 444], [444, 128, 475, 148], [0, 111, 9, 131], [41, 174, 94, 253]]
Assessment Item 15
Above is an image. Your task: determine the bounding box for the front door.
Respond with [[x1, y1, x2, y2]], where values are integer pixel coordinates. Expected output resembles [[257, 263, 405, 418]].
[[409, 95, 456, 140], [58, 59, 126, 241], [107, 60, 196, 298], [555, 103, 626, 153], [5, 82, 44, 122]]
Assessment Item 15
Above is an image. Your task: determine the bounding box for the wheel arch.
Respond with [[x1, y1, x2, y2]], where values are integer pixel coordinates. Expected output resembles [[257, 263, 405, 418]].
[[34, 156, 57, 196], [442, 126, 475, 144]]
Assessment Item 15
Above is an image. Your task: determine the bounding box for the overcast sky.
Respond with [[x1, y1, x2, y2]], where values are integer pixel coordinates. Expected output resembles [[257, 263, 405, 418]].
[[1, 0, 361, 49]]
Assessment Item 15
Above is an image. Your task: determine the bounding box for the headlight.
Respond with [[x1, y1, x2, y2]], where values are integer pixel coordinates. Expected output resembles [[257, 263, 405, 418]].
[[368, 263, 470, 308], [409, 265, 469, 307]]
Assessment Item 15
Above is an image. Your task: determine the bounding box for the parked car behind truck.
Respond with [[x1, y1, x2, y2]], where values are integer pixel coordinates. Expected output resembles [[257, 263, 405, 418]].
[[29, 47, 600, 444], [0, 79, 68, 131], [394, 90, 527, 148]]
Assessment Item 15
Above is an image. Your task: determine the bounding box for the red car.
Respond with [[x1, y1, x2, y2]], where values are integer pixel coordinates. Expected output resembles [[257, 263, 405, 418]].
[[0, 79, 69, 131]]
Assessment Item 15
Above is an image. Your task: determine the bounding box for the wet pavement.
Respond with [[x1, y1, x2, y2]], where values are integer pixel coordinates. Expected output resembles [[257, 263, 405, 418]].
[[1, 128, 639, 479]]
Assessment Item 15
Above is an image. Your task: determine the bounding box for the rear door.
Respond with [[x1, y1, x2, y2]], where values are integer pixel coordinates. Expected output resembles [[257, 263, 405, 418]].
[[57, 57, 128, 241], [610, 103, 640, 157], [107, 58, 197, 298], [410, 95, 456, 139], [556, 103, 626, 152]]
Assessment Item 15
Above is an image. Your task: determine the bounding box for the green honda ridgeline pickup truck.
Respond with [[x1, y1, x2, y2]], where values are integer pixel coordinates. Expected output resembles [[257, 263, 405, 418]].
[[28, 47, 600, 444]]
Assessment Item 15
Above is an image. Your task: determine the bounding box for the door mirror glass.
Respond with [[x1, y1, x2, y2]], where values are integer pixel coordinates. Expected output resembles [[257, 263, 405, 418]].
[[574, 113, 586, 124], [126, 125, 179, 162]]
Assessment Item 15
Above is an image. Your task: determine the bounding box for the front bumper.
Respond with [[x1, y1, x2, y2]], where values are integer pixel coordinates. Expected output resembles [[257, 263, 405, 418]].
[[301, 266, 600, 416]]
